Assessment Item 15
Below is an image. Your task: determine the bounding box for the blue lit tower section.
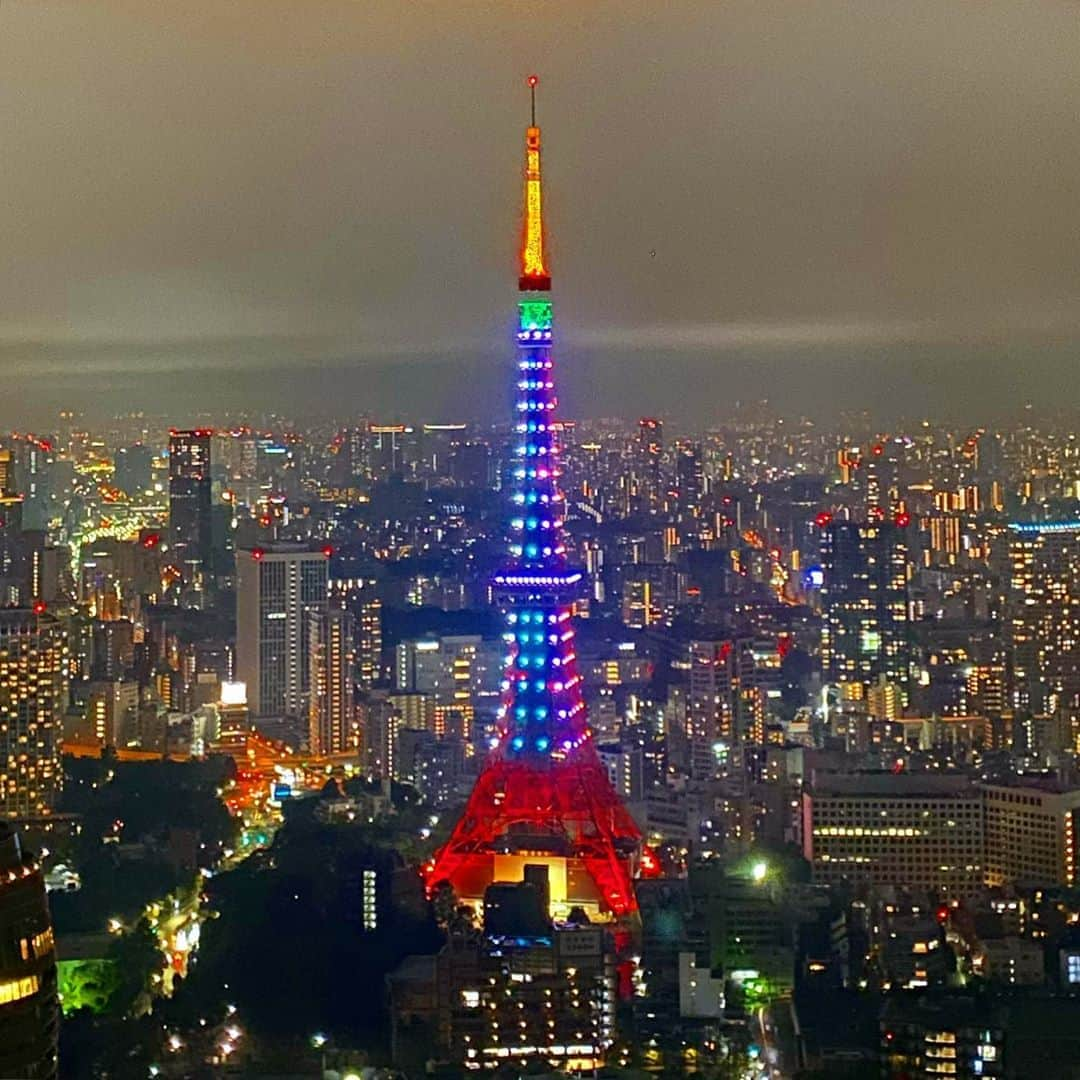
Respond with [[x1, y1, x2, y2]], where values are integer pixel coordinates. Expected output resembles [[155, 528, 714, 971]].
[[425, 79, 648, 919], [498, 300, 590, 758]]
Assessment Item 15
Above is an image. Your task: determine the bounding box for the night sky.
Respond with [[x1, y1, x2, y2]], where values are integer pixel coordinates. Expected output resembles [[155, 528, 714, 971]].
[[2, 1, 1080, 425]]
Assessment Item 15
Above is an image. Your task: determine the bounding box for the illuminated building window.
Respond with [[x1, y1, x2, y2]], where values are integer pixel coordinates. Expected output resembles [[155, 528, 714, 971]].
[[0, 974, 39, 1005], [18, 927, 53, 962]]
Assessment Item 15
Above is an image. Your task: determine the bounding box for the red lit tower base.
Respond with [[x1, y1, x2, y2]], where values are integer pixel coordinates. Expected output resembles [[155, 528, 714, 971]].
[[424, 80, 651, 920]]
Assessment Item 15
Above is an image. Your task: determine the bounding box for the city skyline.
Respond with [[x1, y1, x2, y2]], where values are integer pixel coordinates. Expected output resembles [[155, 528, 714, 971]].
[[4, 2, 1080, 423], [9, 8, 1080, 1077]]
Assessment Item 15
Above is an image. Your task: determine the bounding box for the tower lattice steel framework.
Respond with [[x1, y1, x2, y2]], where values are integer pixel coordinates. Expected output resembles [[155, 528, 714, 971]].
[[424, 79, 646, 917]]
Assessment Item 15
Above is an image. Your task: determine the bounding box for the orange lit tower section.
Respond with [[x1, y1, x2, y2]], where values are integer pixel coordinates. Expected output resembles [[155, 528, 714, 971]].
[[425, 79, 648, 920]]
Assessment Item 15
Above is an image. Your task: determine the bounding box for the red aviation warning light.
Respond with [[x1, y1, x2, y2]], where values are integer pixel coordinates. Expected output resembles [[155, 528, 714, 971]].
[[32, 600, 47, 615], [639, 845, 662, 878], [815, 511, 833, 528]]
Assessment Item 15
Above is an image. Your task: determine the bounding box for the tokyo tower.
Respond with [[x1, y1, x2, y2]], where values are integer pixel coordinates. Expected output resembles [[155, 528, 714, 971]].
[[424, 78, 647, 920]]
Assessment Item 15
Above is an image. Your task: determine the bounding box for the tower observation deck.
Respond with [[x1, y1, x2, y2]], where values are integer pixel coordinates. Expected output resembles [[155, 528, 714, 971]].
[[424, 79, 649, 920]]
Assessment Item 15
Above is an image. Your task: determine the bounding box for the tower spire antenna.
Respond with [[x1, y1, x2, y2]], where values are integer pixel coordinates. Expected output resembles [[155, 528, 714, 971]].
[[520, 74, 550, 291]]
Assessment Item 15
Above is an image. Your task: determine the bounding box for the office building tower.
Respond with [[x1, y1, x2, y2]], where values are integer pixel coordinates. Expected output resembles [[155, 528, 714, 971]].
[[820, 519, 910, 697], [802, 773, 983, 897], [113, 443, 154, 496], [363, 694, 399, 780], [0, 823, 58, 1078], [394, 636, 481, 715], [0, 611, 67, 820], [686, 640, 734, 776], [308, 608, 356, 756], [637, 418, 663, 511], [982, 779, 1080, 889], [168, 428, 213, 594], [673, 440, 704, 515], [235, 544, 329, 720], [0, 455, 33, 607], [85, 680, 139, 749], [331, 422, 370, 488], [1006, 521, 1080, 726], [89, 618, 134, 681], [425, 80, 644, 920], [10, 440, 53, 533]]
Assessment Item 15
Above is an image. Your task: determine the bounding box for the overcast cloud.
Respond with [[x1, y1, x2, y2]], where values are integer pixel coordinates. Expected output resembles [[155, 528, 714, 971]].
[[2, 1, 1080, 423]]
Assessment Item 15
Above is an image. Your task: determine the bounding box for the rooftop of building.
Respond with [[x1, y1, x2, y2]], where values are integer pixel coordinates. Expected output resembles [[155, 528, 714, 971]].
[[810, 772, 977, 798], [981, 772, 1080, 796]]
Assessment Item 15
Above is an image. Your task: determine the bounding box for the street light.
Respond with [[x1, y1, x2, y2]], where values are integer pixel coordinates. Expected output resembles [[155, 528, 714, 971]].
[[311, 1033, 329, 1077]]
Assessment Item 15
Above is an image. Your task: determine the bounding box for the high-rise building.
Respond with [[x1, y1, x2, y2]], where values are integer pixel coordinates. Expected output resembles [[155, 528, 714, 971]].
[[686, 640, 734, 777], [673, 440, 703, 516], [0, 823, 58, 1079], [363, 694, 400, 780], [0, 454, 32, 607], [1005, 521, 1080, 726], [113, 443, 154, 496], [358, 597, 383, 689], [11, 440, 53, 533], [425, 80, 644, 920], [308, 608, 356, 756], [637, 418, 663, 512], [235, 544, 329, 721], [168, 428, 213, 594], [0, 611, 67, 821], [820, 519, 910, 697]]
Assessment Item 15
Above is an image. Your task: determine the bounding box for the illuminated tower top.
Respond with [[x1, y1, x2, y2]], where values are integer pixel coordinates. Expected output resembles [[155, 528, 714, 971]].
[[519, 75, 550, 292]]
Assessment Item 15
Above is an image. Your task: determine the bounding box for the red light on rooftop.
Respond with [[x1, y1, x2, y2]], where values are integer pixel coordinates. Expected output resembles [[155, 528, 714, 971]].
[[639, 845, 662, 878], [872, 443, 884, 456], [527, 74, 539, 88], [251, 548, 264, 561], [32, 600, 46, 615], [142, 533, 160, 549], [815, 511, 833, 528], [935, 904, 950, 924], [869, 505, 885, 521], [322, 545, 334, 558], [894, 511, 911, 528]]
